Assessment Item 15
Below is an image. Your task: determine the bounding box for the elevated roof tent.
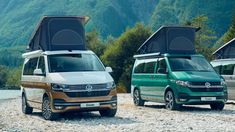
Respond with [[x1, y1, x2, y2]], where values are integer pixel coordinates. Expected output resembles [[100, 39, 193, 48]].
[[137, 26, 200, 55], [213, 38, 235, 59], [28, 16, 90, 51]]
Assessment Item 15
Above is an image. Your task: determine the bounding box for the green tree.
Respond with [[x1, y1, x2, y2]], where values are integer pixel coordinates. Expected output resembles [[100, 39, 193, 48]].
[[6, 67, 22, 89], [101, 23, 152, 92], [216, 13, 235, 47], [0, 65, 8, 88], [86, 29, 106, 57], [186, 15, 216, 60]]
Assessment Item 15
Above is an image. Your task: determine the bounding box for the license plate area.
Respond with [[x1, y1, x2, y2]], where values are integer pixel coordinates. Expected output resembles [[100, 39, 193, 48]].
[[201, 97, 216, 101], [80, 103, 100, 108]]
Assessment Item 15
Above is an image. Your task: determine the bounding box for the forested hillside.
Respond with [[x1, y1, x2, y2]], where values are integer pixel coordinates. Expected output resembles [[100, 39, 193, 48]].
[[0, 0, 234, 48], [0, 0, 235, 91]]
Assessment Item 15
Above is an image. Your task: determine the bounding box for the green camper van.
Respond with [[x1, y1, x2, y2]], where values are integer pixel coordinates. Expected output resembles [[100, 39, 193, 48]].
[[131, 26, 228, 110]]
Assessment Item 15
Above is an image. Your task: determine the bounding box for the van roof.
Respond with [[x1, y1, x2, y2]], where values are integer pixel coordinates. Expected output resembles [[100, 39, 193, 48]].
[[137, 25, 200, 55], [22, 50, 94, 58], [134, 52, 203, 59]]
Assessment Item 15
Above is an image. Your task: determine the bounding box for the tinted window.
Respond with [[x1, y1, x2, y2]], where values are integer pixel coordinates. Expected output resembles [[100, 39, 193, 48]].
[[221, 64, 234, 75], [144, 61, 156, 73], [38, 56, 45, 74], [157, 58, 167, 73], [168, 56, 214, 72], [134, 62, 145, 73], [48, 54, 104, 72], [23, 57, 38, 75]]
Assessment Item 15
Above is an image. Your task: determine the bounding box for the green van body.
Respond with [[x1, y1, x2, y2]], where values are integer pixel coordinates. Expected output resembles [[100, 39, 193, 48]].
[[131, 53, 228, 109]]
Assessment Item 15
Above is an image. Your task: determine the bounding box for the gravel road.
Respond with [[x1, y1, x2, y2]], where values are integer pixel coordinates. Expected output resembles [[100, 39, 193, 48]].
[[1, 94, 235, 132]]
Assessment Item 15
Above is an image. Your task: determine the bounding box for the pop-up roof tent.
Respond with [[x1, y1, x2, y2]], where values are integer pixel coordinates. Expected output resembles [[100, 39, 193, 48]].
[[137, 26, 200, 55], [213, 38, 235, 59], [28, 16, 90, 51]]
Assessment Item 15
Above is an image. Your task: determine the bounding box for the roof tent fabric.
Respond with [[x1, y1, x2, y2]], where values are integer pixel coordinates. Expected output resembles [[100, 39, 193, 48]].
[[137, 26, 200, 54], [28, 16, 89, 51], [213, 38, 235, 59]]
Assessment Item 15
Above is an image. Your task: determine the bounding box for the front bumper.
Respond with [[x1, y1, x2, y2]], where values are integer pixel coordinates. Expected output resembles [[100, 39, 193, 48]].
[[52, 98, 117, 113], [50, 89, 117, 113], [176, 93, 228, 105]]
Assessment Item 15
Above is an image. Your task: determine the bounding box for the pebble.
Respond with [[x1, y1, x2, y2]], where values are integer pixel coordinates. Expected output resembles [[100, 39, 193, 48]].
[[0, 94, 235, 131]]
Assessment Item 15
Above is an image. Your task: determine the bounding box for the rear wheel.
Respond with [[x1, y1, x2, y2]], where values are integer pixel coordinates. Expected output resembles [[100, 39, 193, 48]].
[[99, 108, 117, 117], [210, 102, 225, 110], [165, 90, 180, 110], [42, 96, 59, 120], [133, 89, 145, 106], [22, 94, 33, 114]]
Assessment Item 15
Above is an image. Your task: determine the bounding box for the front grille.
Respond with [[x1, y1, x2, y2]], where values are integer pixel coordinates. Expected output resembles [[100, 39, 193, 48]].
[[65, 90, 110, 97], [68, 83, 107, 91], [189, 88, 223, 92], [190, 82, 220, 86]]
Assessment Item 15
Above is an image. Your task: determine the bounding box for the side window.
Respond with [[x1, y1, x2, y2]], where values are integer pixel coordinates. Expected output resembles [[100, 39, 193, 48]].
[[134, 62, 145, 73], [213, 65, 221, 74], [23, 57, 38, 75], [157, 58, 167, 74], [221, 64, 235, 75], [38, 56, 45, 74], [144, 61, 157, 73]]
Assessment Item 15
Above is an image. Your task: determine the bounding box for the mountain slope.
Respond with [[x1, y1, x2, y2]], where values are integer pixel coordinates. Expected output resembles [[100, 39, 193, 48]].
[[0, 0, 234, 48]]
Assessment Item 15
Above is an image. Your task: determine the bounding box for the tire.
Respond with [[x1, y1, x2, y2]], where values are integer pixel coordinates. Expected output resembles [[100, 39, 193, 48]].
[[165, 90, 180, 110], [210, 102, 225, 110], [42, 96, 59, 120], [22, 94, 33, 114], [99, 108, 117, 117], [133, 89, 145, 106]]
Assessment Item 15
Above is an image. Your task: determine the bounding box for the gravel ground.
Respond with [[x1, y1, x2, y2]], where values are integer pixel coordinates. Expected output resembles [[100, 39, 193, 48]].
[[1, 94, 235, 132]]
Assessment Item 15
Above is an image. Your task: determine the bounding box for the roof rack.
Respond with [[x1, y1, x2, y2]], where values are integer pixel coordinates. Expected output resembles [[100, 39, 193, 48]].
[[133, 52, 160, 59]]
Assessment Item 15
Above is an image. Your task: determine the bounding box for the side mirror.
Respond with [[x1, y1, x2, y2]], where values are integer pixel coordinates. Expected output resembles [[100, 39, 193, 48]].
[[33, 69, 45, 76], [157, 68, 167, 74], [105, 67, 113, 73]]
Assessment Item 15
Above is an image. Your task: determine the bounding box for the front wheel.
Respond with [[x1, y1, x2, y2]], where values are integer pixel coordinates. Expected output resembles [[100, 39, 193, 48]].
[[133, 89, 145, 106], [99, 108, 117, 117], [165, 90, 180, 110], [210, 102, 225, 110], [42, 96, 59, 120], [22, 94, 33, 114]]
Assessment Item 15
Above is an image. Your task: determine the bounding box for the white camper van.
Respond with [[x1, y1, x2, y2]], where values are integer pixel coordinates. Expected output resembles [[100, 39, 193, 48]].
[[21, 17, 117, 120], [211, 38, 235, 100]]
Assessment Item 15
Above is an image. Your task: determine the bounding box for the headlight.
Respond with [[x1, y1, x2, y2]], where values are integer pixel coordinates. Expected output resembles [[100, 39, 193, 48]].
[[107, 81, 116, 89], [176, 80, 190, 87], [51, 83, 69, 91], [220, 79, 227, 86]]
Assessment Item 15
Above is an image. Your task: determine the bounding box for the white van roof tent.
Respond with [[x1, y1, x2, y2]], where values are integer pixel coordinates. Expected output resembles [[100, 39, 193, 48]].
[[28, 16, 90, 51], [213, 38, 235, 59], [137, 26, 200, 55]]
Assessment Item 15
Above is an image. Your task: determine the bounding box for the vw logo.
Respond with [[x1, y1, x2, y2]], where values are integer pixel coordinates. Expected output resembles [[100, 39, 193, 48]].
[[205, 82, 211, 88], [85, 84, 93, 92]]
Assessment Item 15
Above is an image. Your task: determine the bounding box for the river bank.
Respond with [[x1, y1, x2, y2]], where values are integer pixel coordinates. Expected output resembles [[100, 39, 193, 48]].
[[0, 90, 20, 102]]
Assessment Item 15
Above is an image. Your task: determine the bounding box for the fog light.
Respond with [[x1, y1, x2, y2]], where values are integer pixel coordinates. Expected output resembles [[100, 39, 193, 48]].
[[179, 99, 187, 102], [112, 103, 117, 107], [54, 106, 64, 110]]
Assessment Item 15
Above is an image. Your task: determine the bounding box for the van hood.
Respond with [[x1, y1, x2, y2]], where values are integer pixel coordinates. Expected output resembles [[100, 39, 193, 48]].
[[47, 72, 113, 85], [171, 71, 221, 82]]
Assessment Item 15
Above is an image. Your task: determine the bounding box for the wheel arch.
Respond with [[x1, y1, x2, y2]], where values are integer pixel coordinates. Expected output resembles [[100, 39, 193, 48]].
[[164, 86, 174, 98]]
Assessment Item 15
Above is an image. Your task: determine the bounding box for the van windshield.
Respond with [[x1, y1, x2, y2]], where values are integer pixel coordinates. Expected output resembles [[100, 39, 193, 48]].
[[168, 56, 214, 72], [48, 54, 105, 72]]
